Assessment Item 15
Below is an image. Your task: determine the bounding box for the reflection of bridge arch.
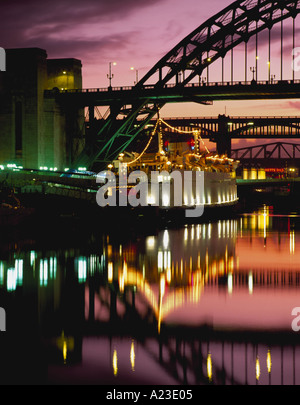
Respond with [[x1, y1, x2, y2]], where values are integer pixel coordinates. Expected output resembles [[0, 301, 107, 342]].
[[71, 0, 300, 169]]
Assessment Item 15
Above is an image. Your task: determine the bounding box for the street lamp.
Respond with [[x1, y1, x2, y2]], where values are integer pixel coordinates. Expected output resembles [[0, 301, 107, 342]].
[[130, 67, 139, 85], [107, 62, 117, 87], [267, 61, 271, 82], [250, 67, 256, 82]]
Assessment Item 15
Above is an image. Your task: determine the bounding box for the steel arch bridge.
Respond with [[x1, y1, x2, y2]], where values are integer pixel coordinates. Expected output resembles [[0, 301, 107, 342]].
[[231, 140, 300, 161], [58, 0, 300, 170]]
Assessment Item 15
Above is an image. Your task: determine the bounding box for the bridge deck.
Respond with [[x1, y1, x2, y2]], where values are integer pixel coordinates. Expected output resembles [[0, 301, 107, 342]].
[[46, 80, 300, 107]]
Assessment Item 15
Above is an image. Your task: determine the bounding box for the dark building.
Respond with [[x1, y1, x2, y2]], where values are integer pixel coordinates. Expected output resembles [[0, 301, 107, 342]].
[[0, 48, 85, 170]]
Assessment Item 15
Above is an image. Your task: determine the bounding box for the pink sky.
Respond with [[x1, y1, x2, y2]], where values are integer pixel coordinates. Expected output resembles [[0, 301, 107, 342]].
[[2, 0, 300, 143]]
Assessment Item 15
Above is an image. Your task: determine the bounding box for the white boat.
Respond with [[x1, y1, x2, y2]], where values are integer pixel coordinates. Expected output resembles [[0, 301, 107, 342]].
[[109, 120, 239, 216]]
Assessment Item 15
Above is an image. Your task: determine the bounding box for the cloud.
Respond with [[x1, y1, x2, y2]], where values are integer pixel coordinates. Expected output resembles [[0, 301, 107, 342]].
[[1, 0, 163, 51]]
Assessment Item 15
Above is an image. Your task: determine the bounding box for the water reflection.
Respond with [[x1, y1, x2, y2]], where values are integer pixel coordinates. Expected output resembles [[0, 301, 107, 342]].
[[1, 206, 300, 385]]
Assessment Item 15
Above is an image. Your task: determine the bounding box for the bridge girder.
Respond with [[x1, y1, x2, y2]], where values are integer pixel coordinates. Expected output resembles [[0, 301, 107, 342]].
[[231, 141, 300, 160]]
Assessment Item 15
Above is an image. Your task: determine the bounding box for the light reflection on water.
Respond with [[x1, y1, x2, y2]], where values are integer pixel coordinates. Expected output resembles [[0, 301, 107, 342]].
[[1, 206, 300, 385]]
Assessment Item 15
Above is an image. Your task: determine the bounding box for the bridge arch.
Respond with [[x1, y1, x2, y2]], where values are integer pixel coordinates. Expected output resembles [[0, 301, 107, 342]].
[[137, 0, 300, 88], [74, 0, 300, 169]]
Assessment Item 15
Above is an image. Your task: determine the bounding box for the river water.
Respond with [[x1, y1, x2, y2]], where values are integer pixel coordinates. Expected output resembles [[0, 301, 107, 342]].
[[1, 202, 300, 385]]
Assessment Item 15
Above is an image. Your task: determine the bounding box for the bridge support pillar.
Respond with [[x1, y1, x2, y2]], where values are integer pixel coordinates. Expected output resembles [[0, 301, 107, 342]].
[[216, 136, 232, 157], [215, 115, 232, 157]]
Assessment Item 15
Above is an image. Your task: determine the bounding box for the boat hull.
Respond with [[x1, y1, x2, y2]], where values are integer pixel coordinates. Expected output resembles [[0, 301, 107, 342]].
[[147, 171, 238, 212]]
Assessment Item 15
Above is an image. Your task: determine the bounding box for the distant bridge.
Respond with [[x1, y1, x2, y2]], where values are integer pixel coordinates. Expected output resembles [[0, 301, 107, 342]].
[[231, 141, 300, 167], [152, 116, 300, 157], [157, 116, 300, 139]]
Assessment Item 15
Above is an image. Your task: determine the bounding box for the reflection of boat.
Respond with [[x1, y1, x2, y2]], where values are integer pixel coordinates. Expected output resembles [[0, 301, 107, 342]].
[[0, 182, 34, 226], [110, 118, 239, 214]]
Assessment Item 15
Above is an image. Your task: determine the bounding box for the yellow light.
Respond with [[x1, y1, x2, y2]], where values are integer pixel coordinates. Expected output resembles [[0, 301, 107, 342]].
[[267, 350, 272, 374], [228, 273, 233, 294], [56, 331, 74, 364], [130, 340, 135, 372], [108, 262, 113, 283], [207, 353, 213, 382], [113, 350, 118, 376], [119, 273, 125, 293], [63, 71, 66, 74], [147, 236, 155, 249], [166, 268, 171, 284], [248, 271, 253, 295], [63, 340, 67, 364], [158, 251, 163, 272], [290, 230, 295, 255], [256, 357, 261, 381], [108, 164, 113, 169]]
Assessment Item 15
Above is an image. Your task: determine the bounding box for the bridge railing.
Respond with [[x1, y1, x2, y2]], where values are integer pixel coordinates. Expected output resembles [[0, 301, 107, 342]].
[[159, 116, 300, 121], [44, 78, 300, 96]]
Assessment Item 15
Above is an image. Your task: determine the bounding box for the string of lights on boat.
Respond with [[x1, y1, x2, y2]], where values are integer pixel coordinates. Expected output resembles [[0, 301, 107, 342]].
[[114, 118, 238, 169]]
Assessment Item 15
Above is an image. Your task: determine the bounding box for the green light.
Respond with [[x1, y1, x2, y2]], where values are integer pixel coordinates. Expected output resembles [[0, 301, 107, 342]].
[[0, 262, 4, 286], [15, 259, 23, 286], [64, 168, 70, 172], [78, 167, 87, 172], [30, 251, 36, 266], [39, 259, 48, 286], [7, 268, 17, 291], [78, 257, 87, 283]]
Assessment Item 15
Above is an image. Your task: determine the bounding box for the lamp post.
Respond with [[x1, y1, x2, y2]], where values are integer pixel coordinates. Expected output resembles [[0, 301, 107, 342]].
[[130, 67, 139, 85], [107, 62, 117, 88], [267, 61, 271, 82], [250, 67, 256, 82]]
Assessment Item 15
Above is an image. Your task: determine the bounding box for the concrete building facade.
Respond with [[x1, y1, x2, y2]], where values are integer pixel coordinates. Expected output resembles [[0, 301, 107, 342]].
[[0, 48, 85, 170]]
